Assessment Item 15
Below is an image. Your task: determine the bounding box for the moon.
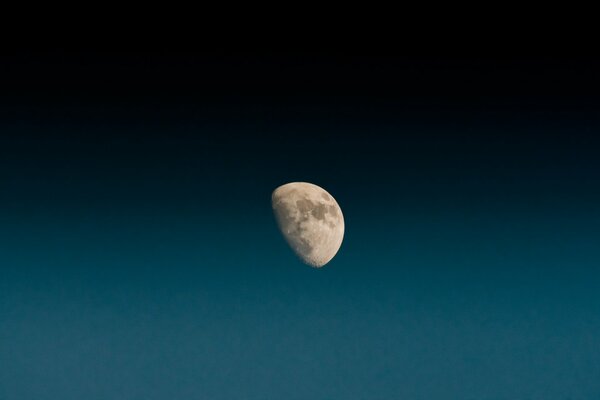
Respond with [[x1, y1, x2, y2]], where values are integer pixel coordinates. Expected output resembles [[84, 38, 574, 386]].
[[272, 182, 345, 268]]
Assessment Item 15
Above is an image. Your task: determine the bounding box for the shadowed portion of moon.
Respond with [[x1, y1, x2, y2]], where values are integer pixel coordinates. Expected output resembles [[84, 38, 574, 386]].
[[272, 182, 345, 268]]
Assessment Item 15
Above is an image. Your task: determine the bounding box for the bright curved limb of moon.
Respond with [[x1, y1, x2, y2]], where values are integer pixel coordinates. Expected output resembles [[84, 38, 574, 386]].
[[272, 182, 344, 268]]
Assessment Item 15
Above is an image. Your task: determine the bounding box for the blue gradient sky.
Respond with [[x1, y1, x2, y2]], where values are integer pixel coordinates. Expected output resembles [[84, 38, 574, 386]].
[[1, 55, 599, 399]]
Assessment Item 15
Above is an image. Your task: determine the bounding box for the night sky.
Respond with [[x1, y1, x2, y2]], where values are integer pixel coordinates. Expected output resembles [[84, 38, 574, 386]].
[[1, 53, 599, 399]]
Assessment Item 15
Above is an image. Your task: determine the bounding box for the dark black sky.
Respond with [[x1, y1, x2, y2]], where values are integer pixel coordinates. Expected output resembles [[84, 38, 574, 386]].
[[2, 53, 599, 113]]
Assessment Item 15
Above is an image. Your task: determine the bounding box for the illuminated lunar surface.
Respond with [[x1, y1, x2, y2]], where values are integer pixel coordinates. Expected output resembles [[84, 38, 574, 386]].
[[272, 182, 344, 267]]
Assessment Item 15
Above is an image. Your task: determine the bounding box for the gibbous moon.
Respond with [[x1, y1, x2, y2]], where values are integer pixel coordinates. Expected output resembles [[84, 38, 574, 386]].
[[272, 182, 345, 268]]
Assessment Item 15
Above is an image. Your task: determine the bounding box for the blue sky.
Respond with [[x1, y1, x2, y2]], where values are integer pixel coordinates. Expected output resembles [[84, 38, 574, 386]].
[[1, 55, 599, 399]]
